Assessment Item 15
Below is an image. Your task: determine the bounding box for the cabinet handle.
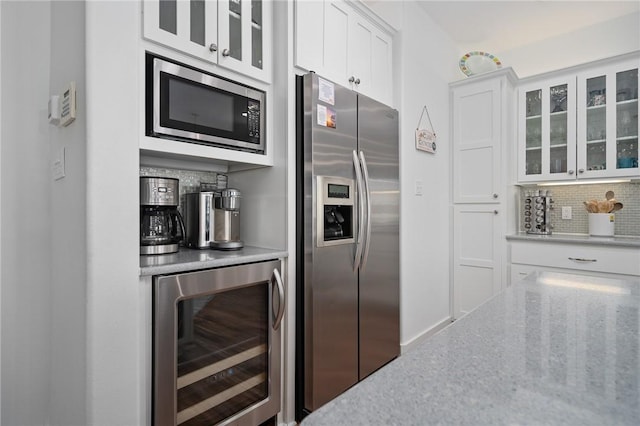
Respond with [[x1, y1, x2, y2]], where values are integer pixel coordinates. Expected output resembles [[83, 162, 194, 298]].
[[209, 43, 217, 52], [578, 169, 585, 174], [568, 257, 597, 263], [494, 210, 499, 215], [349, 76, 355, 83], [568, 169, 575, 175], [493, 193, 498, 199], [355, 78, 361, 85], [222, 49, 231, 57]]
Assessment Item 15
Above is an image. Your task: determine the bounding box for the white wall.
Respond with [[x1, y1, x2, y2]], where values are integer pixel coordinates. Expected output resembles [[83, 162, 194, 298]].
[[365, 2, 640, 348], [486, 12, 639, 78], [85, 0, 143, 424], [1, 1, 52, 424], [366, 1, 460, 347], [49, 1, 88, 424]]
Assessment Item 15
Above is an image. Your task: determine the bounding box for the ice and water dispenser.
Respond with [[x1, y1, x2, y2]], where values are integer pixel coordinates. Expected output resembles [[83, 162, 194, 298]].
[[316, 176, 355, 247]]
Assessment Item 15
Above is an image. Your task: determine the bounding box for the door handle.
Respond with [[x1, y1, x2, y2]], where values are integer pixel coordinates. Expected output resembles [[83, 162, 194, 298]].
[[568, 257, 597, 263], [272, 268, 285, 330], [358, 151, 372, 270], [352, 151, 365, 271]]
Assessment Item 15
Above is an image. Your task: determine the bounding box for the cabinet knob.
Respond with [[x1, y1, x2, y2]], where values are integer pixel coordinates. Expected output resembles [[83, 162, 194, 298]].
[[493, 193, 498, 199], [578, 168, 585, 174], [349, 76, 355, 83], [568, 169, 575, 175], [355, 78, 361, 85], [494, 210, 499, 215], [222, 49, 231, 57], [209, 43, 218, 52]]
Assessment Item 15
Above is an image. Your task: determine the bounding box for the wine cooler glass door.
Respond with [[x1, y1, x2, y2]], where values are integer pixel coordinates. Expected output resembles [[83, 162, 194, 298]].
[[154, 260, 283, 426]]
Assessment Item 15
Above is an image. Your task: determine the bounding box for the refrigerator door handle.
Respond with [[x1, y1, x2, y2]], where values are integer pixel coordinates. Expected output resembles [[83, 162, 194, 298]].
[[352, 150, 365, 271], [359, 151, 372, 270]]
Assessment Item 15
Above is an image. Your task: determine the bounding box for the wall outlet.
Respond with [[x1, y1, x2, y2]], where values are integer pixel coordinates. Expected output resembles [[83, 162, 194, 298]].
[[414, 180, 423, 196], [561, 206, 572, 220]]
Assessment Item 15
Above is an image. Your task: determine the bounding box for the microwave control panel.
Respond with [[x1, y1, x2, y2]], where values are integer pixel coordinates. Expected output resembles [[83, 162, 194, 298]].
[[247, 100, 261, 139]]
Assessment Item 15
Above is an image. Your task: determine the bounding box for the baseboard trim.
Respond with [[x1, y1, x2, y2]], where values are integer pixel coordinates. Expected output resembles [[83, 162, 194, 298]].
[[400, 317, 453, 354]]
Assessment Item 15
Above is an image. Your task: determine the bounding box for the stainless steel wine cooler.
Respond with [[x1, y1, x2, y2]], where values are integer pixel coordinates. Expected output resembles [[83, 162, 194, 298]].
[[153, 260, 285, 425]]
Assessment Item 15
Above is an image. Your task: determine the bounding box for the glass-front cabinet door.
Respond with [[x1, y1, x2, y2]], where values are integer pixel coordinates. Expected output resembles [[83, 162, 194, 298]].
[[518, 78, 576, 182], [577, 60, 639, 178], [143, 0, 218, 62], [218, 0, 271, 82], [143, 0, 272, 83]]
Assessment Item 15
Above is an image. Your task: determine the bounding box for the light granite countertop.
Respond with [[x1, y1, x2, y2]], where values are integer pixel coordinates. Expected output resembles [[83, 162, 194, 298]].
[[301, 271, 640, 425], [507, 232, 640, 248], [139, 246, 287, 276]]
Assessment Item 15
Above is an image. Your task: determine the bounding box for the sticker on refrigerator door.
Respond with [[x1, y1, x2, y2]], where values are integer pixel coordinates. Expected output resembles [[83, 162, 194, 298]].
[[318, 78, 335, 105], [317, 105, 336, 128]]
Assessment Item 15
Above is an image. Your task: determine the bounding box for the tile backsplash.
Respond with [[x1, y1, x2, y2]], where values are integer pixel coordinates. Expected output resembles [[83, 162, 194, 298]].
[[140, 167, 224, 207], [518, 182, 640, 236]]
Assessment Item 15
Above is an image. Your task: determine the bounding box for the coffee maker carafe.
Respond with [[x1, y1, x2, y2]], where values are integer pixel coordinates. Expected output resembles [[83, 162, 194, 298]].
[[140, 177, 185, 255], [210, 188, 244, 250]]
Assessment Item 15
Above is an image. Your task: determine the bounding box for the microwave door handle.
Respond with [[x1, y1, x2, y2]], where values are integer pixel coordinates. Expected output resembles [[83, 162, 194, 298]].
[[272, 268, 285, 330], [352, 150, 365, 271], [358, 151, 372, 271]]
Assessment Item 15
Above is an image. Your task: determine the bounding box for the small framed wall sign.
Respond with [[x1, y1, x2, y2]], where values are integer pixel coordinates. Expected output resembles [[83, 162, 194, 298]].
[[416, 106, 436, 154]]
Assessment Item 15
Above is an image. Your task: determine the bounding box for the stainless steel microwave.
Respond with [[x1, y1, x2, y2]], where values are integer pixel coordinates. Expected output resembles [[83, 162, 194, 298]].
[[146, 54, 266, 153]]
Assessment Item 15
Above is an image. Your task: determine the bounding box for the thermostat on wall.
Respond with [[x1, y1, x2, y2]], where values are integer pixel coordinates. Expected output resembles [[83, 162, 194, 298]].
[[59, 82, 76, 127]]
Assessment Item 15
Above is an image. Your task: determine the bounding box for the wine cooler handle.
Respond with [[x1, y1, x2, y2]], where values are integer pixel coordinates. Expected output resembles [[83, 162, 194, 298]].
[[272, 268, 285, 330]]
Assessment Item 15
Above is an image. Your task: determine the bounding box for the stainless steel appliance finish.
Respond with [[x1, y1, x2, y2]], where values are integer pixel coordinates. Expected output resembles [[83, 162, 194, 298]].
[[296, 73, 400, 417], [211, 209, 243, 250], [211, 188, 244, 250], [153, 260, 285, 426], [140, 177, 185, 255], [147, 54, 266, 153], [315, 176, 355, 248], [184, 189, 244, 250], [524, 190, 554, 235], [218, 188, 242, 210], [184, 192, 215, 249], [140, 176, 179, 206]]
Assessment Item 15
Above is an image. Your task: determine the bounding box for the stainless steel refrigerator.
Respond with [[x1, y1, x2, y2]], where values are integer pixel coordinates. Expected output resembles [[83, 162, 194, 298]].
[[295, 72, 400, 419]]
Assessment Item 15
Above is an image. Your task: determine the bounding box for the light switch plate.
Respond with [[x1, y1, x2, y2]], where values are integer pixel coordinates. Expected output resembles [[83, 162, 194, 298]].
[[561, 206, 572, 220], [52, 147, 66, 181], [414, 180, 423, 196]]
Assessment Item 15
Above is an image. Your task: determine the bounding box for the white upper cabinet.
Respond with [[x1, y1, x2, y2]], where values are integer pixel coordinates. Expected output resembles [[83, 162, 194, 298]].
[[576, 59, 638, 179], [452, 77, 502, 203], [348, 11, 393, 104], [143, 0, 271, 83], [217, 0, 271, 82], [518, 76, 577, 182], [143, 0, 218, 60], [518, 54, 639, 183], [294, 0, 394, 106]]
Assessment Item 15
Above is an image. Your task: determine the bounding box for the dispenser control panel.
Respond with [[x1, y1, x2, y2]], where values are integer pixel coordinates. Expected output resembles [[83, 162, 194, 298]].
[[316, 176, 355, 247]]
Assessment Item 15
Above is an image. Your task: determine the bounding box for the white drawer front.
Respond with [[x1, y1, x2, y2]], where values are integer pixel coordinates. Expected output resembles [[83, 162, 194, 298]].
[[511, 241, 640, 276]]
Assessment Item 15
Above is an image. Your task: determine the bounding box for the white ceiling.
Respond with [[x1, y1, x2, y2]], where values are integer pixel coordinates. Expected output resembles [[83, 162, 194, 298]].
[[415, 0, 640, 54]]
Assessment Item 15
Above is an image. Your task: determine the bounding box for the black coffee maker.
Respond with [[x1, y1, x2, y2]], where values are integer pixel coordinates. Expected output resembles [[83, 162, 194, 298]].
[[140, 177, 185, 255]]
